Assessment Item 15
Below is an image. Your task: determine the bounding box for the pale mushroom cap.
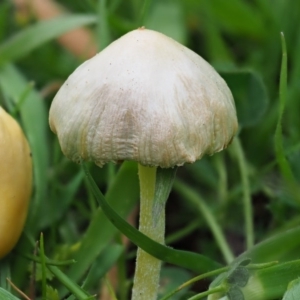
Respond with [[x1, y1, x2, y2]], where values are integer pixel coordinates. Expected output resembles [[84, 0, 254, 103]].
[[49, 28, 238, 168]]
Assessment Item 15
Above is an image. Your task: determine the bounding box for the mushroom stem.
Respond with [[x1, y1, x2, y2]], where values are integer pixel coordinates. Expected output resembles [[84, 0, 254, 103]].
[[132, 164, 164, 300]]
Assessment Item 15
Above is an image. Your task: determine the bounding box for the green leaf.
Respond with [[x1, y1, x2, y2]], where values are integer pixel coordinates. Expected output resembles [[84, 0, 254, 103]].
[[0, 288, 21, 300], [0, 14, 97, 65], [282, 278, 300, 300], [0, 2, 10, 42], [83, 163, 222, 274], [210, 256, 300, 299], [240, 260, 300, 300], [227, 287, 244, 300], [82, 244, 124, 290], [205, 0, 266, 39], [0, 64, 49, 228], [38, 170, 85, 229], [47, 265, 92, 300], [145, 0, 187, 43], [97, 0, 111, 50], [220, 70, 269, 127], [46, 285, 60, 300], [274, 33, 300, 205], [60, 162, 140, 297], [209, 225, 300, 296], [0, 65, 49, 287], [240, 226, 300, 264], [174, 180, 234, 264], [158, 267, 192, 300], [202, 13, 233, 64], [239, 259, 251, 267], [227, 267, 250, 288]]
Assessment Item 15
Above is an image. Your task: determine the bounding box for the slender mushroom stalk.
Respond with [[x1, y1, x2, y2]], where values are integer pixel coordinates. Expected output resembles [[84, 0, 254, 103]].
[[133, 165, 161, 299], [49, 28, 238, 299], [0, 107, 32, 259]]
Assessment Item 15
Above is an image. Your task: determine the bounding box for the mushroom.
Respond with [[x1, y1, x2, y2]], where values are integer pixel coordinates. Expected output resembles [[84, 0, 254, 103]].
[[49, 28, 238, 300], [0, 107, 32, 259]]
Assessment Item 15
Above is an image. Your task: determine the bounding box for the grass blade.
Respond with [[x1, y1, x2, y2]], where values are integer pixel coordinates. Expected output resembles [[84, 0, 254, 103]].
[[0, 14, 97, 64], [274, 32, 300, 205], [0, 288, 21, 300], [60, 162, 139, 296], [0, 64, 49, 228], [83, 163, 222, 273]]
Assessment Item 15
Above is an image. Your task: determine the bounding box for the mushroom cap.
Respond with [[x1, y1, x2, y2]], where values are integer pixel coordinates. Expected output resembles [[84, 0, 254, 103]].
[[49, 28, 238, 168]]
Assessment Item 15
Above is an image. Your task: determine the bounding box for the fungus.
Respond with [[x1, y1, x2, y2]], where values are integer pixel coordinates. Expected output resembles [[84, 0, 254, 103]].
[[49, 28, 238, 300], [0, 107, 32, 258]]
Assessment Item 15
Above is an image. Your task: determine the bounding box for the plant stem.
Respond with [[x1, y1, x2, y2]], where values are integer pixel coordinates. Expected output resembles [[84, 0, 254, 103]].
[[165, 220, 200, 245], [47, 265, 91, 300], [161, 266, 229, 300], [231, 138, 254, 250], [132, 164, 163, 300], [213, 153, 228, 203], [187, 285, 226, 300], [174, 180, 234, 264]]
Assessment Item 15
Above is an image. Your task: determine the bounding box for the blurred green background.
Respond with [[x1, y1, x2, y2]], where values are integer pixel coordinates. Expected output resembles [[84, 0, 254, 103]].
[[1, 0, 300, 299]]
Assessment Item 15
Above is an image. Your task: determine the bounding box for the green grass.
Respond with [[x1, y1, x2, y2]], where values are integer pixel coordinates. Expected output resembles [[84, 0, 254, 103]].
[[1, 0, 300, 299]]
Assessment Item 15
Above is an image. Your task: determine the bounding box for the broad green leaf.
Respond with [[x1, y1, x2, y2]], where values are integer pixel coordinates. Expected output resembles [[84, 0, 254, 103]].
[[210, 260, 300, 300], [83, 163, 222, 273], [209, 227, 300, 298], [220, 70, 269, 127], [240, 226, 300, 263], [0, 14, 97, 65], [241, 260, 300, 300], [282, 278, 300, 300], [0, 288, 21, 300]]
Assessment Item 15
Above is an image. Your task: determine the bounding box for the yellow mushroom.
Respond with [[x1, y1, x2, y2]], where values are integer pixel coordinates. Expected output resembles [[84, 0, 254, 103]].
[[0, 107, 32, 259]]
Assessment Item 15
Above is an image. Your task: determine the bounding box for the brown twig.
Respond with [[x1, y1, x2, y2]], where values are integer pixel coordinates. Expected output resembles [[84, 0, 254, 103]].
[[7, 278, 32, 300]]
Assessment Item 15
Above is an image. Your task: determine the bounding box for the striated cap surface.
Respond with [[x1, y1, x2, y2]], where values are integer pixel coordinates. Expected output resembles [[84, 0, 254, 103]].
[[49, 28, 238, 168]]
